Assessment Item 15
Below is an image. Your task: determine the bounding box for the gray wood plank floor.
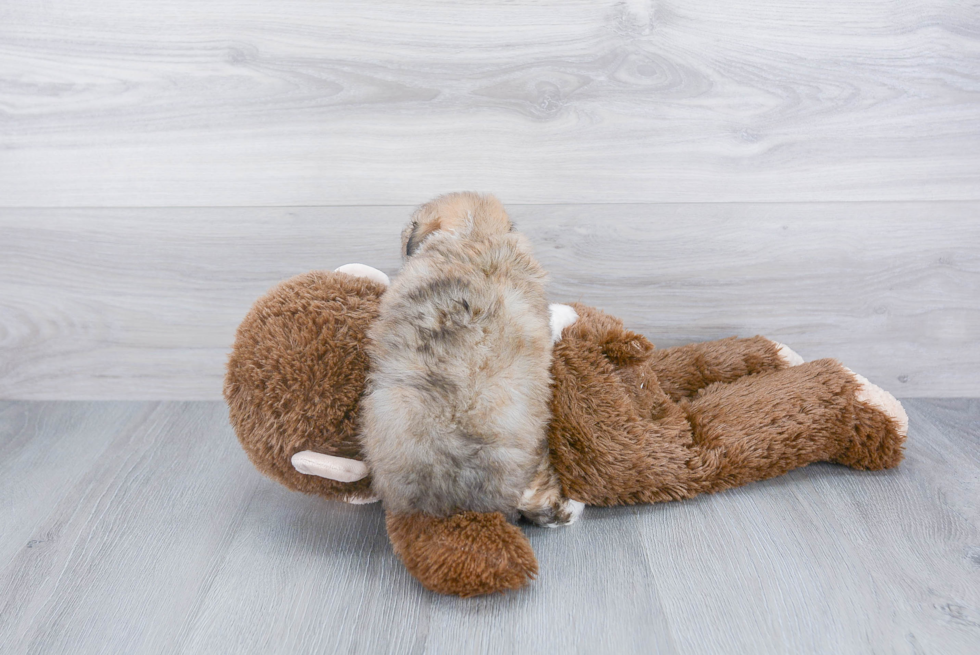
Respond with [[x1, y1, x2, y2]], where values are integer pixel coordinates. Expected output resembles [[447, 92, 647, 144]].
[[2, 203, 978, 399], [0, 399, 977, 654], [1, 0, 978, 206]]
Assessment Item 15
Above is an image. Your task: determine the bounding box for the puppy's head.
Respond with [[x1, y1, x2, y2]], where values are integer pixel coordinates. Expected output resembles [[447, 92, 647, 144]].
[[402, 192, 512, 258]]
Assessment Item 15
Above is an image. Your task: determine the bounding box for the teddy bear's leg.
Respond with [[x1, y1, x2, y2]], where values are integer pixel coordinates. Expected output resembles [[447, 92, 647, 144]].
[[649, 336, 803, 402], [683, 359, 907, 494], [386, 511, 538, 597]]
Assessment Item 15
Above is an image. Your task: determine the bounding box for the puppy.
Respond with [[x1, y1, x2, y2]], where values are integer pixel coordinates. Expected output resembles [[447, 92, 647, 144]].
[[360, 192, 573, 524]]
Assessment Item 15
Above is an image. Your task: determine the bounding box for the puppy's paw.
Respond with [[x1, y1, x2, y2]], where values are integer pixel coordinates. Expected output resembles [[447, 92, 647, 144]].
[[770, 340, 805, 367], [519, 494, 585, 528], [845, 367, 909, 438], [557, 499, 586, 527]]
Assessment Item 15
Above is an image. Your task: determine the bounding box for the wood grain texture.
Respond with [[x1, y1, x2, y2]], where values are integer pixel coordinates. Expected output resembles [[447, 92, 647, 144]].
[[1, 202, 978, 399], [0, 399, 976, 654], [1, 0, 978, 206], [636, 399, 980, 654]]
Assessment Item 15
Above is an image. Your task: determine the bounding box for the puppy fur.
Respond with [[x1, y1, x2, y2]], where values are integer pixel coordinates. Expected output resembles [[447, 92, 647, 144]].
[[360, 192, 554, 519]]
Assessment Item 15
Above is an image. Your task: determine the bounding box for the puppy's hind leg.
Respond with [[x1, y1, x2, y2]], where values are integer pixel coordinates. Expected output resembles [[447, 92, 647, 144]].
[[518, 454, 585, 528]]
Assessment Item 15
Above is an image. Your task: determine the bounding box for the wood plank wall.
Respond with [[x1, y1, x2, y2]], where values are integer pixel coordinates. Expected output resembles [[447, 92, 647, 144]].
[[1, 0, 978, 398]]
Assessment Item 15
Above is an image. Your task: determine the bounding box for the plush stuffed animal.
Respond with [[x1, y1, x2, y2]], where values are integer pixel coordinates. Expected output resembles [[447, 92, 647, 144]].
[[224, 265, 908, 597]]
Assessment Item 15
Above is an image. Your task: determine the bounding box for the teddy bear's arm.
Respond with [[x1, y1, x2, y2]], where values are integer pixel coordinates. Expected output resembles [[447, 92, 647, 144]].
[[648, 336, 802, 402]]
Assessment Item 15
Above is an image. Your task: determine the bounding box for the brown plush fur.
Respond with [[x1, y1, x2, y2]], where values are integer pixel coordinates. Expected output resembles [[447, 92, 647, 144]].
[[224, 271, 384, 502], [648, 335, 790, 401], [548, 303, 905, 505], [226, 273, 907, 598], [386, 511, 538, 597]]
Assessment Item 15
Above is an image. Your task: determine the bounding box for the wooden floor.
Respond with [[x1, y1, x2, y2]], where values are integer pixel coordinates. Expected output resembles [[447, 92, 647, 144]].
[[0, 398, 977, 654]]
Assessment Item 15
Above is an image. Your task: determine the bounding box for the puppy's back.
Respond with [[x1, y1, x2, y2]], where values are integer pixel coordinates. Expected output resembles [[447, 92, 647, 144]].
[[361, 195, 553, 517]]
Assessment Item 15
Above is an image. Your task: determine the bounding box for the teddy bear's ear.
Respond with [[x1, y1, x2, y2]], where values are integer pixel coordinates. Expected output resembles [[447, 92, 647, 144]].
[[601, 329, 655, 366], [334, 263, 390, 287], [386, 511, 538, 597], [291, 451, 369, 482], [291, 451, 378, 504]]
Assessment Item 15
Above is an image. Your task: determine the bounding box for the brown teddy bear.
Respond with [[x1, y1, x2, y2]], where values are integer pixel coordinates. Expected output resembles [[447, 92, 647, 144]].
[[224, 264, 907, 597]]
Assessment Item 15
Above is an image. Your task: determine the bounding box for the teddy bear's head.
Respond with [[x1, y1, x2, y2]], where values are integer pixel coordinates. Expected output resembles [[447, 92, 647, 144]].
[[225, 265, 540, 596], [224, 266, 389, 504]]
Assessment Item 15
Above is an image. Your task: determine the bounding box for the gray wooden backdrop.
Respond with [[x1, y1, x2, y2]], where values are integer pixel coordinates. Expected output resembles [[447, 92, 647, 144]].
[[1, 0, 979, 399]]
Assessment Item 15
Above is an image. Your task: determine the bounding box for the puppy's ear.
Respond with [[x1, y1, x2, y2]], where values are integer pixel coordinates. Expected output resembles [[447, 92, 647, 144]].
[[403, 192, 511, 259], [402, 202, 443, 258], [402, 220, 421, 258]]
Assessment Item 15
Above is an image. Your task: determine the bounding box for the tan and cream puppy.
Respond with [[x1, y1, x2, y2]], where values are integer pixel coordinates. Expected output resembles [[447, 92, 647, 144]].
[[359, 192, 569, 523]]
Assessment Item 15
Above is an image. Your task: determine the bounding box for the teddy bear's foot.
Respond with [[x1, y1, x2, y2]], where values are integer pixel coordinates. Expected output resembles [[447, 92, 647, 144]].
[[770, 341, 805, 367], [846, 368, 909, 437], [833, 366, 908, 470]]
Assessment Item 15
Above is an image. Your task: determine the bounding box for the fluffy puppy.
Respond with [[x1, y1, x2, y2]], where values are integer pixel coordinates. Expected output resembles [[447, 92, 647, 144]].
[[360, 192, 555, 521]]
